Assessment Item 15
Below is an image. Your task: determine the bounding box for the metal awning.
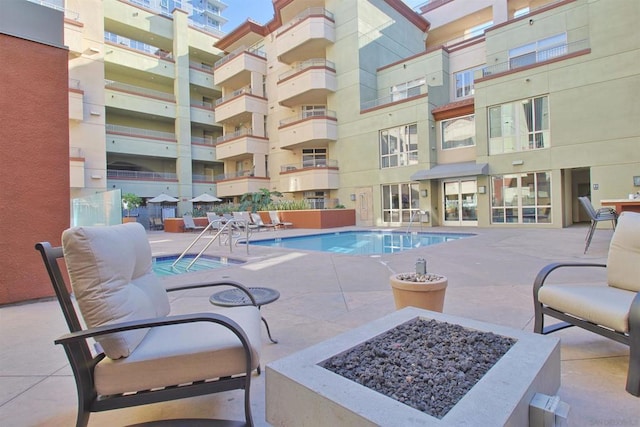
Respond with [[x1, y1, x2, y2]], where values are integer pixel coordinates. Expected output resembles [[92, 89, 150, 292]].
[[410, 162, 488, 181]]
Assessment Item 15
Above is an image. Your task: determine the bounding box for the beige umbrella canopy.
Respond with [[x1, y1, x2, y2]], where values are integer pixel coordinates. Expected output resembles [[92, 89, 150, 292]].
[[148, 194, 179, 203], [189, 193, 222, 203]]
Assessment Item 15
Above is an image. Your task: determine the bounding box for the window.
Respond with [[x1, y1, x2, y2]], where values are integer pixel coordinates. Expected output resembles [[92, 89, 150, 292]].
[[302, 105, 326, 118], [380, 124, 418, 168], [390, 78, 425, 102], [488, 96, 549, 154], [382, 183, 420, 223], [304, 191, 327, 209], [441, 115, 475, 150], [509, 34, 567, 69], [302, 148, 326, 168], [454, 67, 482, 99], [491, 172, 551, 224]]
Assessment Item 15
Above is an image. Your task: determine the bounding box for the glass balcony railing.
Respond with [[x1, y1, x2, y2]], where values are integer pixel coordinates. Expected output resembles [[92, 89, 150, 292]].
[[107, 170, 177, 181], [279, 110, 336, 126], [105, 31, 173, 60], [278, 59, 335, 81], [215, 128, 259, 144], [106, 124, 176, 140]]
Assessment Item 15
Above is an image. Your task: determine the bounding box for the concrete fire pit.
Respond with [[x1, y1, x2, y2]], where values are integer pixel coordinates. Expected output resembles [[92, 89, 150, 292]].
[[266, 308, 561, 426]]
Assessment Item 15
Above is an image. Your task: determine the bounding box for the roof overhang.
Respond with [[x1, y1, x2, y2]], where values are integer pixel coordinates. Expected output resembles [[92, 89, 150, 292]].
[[410, 162, 488, 181]]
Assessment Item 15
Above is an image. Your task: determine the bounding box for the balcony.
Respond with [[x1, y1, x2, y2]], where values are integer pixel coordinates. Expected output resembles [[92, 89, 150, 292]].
[[215, 129, 269, 160], [107, 169, 177, 181], [279, 160, 339, 192], [276, 8, 335, 64], [481, 39, 590, 78], [104, 35, 174, 80], [69, 79, 84, 121], [105, 80, 176, 118], [277, 59, 336, 107], [278, 111, 337, 149], [215, 172, 270, 198], [106, 124, 177, 158], [189, 62, 215, 89], [214, 87, 267, 124], [214, 46, 267, 88], [190, 101, 216, 125]]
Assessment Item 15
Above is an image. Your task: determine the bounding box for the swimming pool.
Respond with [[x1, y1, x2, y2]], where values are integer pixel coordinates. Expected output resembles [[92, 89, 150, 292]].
[[247, 230, 472, 255], [152, 254, 245, 276]]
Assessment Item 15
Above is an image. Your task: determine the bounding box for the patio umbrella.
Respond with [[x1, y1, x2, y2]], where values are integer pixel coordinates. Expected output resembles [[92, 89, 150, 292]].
[[148, 193, 179, 203], [189, 193, 222, 203]]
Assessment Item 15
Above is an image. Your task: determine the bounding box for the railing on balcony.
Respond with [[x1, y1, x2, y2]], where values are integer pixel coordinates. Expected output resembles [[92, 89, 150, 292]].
[[279, 110, 336, 127], [482, 39, 589, 77], [105, 80, 176, 102], [124, 0, 225, 37], [28, 0, 80, 20], [279, 59, 336, 81], [276, 7, 335, 36], [360, 84, 425, 110], [215, 170, 260, 181], [191, 100, 214, 109], [215, 128, 260, 144], [190, 61, 214, 72], [215, 86, 253, 105], [106, 124, 176, 140], [305, 198, 340, 209], [214, 44, 267, 68], [192, 136, 216, 146], [104, 31, 173, 60], [70, 147, 84, 158], [107, 170, 177, 180], [192, 174, 216, 182], [280, 159, 338, 172]]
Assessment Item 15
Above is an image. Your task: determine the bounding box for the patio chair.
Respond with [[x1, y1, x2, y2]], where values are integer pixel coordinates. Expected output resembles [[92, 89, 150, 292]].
[[251, 213, 277, 231], [233, 212, 259, 232], [268, 211, 293, 229], [578, 196, 618, 253], [533, 211, 640, 396], [183, 213, 205, 232], [35, 222, 262, 426]]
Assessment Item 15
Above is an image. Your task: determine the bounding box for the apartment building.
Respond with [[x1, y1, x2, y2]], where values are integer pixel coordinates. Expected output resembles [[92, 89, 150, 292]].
[[62, 0, 639, 227]]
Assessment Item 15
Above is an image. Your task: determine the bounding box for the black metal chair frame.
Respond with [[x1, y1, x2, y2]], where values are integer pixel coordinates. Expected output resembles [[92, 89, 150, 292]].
[[533, 262, 640, 396], [35, 242, 260, 427], [578, 196, 618, 253]]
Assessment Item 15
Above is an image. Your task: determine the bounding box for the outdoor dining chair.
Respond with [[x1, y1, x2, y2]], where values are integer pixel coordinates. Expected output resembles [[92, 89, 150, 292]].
[[578, 196, 618, 253]]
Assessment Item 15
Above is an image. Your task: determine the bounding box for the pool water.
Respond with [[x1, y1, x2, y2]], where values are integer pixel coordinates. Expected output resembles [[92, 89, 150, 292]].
[[152, 254, 244, 276], [248, 230, 472, 255]]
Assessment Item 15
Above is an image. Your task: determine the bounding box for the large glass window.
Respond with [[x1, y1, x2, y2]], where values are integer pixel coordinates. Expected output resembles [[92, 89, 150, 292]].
[[302, 148, 326, 167], [509, 34, 567, 69], [382, 183, 420, 223], [380, 124, 418, 168], [441, 115, 475, 150], [489, 96, 549, 154], [454, 66, 482, 99], [491, 172, 551, 224], [390, 78, 425, 102]]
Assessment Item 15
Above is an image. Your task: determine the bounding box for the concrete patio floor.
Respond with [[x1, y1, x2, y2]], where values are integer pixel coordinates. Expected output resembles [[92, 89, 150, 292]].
[[1, 225, 638, 426]]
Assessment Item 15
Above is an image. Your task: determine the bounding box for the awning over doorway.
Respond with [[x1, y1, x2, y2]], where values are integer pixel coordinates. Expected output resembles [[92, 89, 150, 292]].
[[410, 162, 488, 181]]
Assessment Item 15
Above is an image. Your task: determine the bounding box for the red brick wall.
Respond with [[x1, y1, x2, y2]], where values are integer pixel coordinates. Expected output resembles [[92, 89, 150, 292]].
[[0, 34, 70, 304]]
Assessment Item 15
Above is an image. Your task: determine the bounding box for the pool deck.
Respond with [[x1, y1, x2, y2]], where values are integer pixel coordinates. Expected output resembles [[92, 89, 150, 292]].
[[1, 225, 639, 426]]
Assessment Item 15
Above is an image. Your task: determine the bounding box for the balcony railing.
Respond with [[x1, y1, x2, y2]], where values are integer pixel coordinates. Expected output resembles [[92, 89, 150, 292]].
[[214, 44, 267, 68], [106, 124, 176, 140], [192, 136, 216, 146], [305, 198, 340, 209], [482, 39, 589, 77], [279, 59, 336, 81], [190, 61, 214, 72], [192, 174, 216, 182], [69, 78, 81, 89], [191, 100, 214, 109], [215, 86, 252, 105], [28, 0, 79, 20], [215, 170, 260, 181], [360, 84, 425, 110], [104, 31, 173, 60], [215, 128, 259, 144], [105, 80, 176, 102], [279, 110, 336, 126], [276, 7, 335, 36], [70, 147, 84, 158], [107, 170, 177, 181], [280, 159, 338, 172]]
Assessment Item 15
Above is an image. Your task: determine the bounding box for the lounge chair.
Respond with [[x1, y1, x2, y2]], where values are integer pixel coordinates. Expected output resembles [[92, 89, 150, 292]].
[[183, 213, 205, 232], [251, 213, 277, 231], [35, 222, 262, 426], [533, 211, 640, 396], [268, 211, 293, 229], [578, 196, 618, 253], [233, 212, 259, 232]]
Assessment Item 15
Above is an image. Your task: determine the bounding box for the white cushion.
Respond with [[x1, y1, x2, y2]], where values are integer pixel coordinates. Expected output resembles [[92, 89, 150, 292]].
[[62, 222, 170, 359], [608, 211, 640, 292], [538, 284, 635, 333], [93, 305, 262, 395]]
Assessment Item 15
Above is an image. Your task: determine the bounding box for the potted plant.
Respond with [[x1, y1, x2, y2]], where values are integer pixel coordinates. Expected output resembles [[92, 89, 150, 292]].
[[389, 259, 447, 312], [122, 192, 142, 223]]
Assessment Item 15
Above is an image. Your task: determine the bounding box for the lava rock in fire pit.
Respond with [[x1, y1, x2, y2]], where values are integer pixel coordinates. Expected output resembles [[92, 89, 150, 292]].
[[319, 318, 516, 419]]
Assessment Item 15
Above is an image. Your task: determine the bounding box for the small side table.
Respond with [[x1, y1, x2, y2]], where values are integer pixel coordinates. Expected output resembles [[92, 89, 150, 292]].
[[209, 287, 280, 344]]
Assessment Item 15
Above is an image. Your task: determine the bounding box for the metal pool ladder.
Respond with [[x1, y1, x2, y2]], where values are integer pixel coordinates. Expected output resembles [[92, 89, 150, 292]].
[[172, 218, 251, 271]]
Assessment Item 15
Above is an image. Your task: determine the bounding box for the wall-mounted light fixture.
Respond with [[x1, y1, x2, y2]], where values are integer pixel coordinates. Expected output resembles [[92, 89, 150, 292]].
[[350, 194, 356, 201], [512, 160, 524, 166], [478, 186, 487, 194], [420, 189, 428, 197]]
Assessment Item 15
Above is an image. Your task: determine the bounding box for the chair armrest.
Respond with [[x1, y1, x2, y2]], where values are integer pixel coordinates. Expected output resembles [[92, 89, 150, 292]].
[[596, 207, 617, 216], [533, 262, 607, 296], [166, 280, 258, 306]]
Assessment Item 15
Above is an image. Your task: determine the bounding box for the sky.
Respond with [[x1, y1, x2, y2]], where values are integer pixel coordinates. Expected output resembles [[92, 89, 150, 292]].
[[222, 0, 426, 32]]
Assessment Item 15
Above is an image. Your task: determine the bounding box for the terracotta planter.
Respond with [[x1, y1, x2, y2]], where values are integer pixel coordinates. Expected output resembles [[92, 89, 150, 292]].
[[389, 273, 447, 312]]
